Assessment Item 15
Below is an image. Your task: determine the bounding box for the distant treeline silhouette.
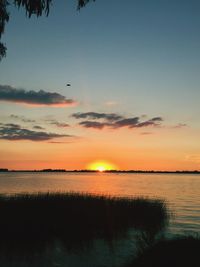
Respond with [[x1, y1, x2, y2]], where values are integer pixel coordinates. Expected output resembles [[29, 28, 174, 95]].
[[1, 168, 199, 174], [0, 168, 8, 172]]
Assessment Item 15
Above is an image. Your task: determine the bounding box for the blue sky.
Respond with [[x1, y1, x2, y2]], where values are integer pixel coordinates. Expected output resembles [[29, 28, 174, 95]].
[[0, 0, 200, 170]]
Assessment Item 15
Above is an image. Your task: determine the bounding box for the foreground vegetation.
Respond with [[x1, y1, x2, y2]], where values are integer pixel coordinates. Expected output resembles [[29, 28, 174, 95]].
[[0, 192, 168, 253], [0, 193, 198, 267]]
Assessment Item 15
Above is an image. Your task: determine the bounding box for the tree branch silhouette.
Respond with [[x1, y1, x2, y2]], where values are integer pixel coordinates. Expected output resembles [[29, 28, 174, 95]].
[[0, 0, 95, 60]]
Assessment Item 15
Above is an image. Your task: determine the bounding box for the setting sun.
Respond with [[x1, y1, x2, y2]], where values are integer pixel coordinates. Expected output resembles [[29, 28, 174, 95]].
[[87, 161, 117, 172]]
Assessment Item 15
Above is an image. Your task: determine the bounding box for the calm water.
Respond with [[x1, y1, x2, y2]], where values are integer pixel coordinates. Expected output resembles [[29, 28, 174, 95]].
[[0, 172, 199, 267], [0, 172, 199, 236]]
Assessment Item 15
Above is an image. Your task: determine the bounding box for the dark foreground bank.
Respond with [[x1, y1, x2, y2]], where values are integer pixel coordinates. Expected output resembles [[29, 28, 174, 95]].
[[124, 235, 200, 267]]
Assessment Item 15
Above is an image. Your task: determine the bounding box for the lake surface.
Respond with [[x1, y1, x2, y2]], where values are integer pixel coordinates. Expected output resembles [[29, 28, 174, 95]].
[[0, 172, 199, 236], [0, 172, 199, 267]]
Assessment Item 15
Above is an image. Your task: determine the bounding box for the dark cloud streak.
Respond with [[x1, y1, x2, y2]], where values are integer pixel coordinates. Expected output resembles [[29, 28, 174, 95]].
[[0, 123, 73, 141], [0, 85, 76, 106], [72, 112, 123, 121], [33, 125, 45, 130], [73, 112, 163, 130], [79, 121, 108, 129], [114, 117, 140, 128]]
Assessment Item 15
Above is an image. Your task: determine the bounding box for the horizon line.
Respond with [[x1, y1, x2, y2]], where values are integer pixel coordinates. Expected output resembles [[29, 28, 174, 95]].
[[0, 168, 199, 174]]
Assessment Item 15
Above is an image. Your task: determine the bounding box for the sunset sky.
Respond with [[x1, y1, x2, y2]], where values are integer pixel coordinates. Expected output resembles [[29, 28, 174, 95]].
[[0, 0, 200, 170]]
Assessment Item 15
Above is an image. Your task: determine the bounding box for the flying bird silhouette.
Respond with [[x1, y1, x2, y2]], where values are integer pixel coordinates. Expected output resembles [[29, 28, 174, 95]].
[[66, 83, 71, 86]]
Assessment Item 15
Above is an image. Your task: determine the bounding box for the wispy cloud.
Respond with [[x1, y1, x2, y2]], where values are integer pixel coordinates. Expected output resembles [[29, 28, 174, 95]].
[[33, 125, 45, 130], [184, 154, 200, 164], [10, 114, 35, 123], [172, 123, 188, 129], [72, 112, 163, 130], [48, 141, 74, 144], [50, 121, 70, 128], [0, 123, 73, 141], [104, 101, 118, 107], [140, 132, 153, 135], [0, 85, 76, 107]]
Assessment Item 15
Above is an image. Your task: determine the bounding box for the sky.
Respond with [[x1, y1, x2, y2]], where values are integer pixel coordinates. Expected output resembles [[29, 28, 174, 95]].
[[0, 0, 200, 170]]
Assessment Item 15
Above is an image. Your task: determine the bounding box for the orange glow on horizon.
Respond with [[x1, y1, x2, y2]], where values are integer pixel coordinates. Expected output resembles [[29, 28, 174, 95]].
[[87, 160, 118, 172], [1, 100, 78, 107]]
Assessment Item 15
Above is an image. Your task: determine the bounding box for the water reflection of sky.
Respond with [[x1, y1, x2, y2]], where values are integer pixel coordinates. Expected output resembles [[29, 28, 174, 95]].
[[0, 172, 199, 236]]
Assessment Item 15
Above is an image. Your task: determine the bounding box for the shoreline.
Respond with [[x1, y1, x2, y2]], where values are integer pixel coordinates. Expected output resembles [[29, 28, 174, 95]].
[[1, 169, 199, 174]]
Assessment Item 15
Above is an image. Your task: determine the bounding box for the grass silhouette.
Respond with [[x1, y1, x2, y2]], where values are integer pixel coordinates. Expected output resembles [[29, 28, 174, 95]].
[[0, 192, 170, 267], [0, 192, 168, 248]]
